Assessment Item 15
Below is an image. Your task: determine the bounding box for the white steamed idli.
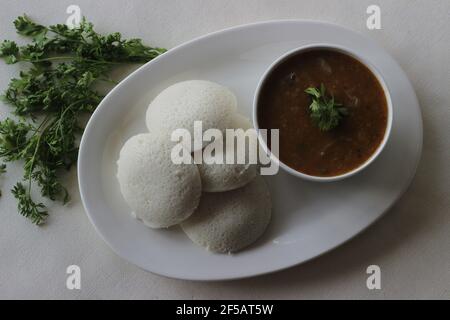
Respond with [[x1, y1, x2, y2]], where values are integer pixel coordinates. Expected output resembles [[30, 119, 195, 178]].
[[197, 113, 258, 192], [117, 133, 201, 228], [181, 175, 271, 253], [145, 80, 237, 152]]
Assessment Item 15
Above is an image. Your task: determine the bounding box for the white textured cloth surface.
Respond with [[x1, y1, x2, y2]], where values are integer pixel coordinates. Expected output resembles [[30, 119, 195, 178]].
[[0, 0, 449, 299]]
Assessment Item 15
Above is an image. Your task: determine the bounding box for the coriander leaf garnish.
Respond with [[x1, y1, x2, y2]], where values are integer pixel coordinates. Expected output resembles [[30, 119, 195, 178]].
[[0, 15, 166, 224], [304, 83, 348, 131]]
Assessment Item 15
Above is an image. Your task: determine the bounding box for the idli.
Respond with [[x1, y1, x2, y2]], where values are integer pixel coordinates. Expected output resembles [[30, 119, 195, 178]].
[[117, 133, 201, 228], [197, 113, 258, 192], [145, 80, 237, 152], [181, 176, 271, 253]]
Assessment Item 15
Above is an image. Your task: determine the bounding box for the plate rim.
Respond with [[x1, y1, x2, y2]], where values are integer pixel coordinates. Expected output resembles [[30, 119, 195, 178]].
[[78, 19, 423, 281]]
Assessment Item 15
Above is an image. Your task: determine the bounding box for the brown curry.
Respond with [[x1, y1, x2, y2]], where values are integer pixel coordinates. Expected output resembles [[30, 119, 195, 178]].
[[258, 49, 388, 177]]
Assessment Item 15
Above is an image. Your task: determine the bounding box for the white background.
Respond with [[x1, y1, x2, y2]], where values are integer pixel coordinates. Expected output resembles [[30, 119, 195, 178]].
[[0, 0, 449, 299]]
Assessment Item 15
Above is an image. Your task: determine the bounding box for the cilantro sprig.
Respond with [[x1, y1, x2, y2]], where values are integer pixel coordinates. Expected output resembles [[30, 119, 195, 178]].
[[304, 84, 348, 131], [0, 15, 166, 224]]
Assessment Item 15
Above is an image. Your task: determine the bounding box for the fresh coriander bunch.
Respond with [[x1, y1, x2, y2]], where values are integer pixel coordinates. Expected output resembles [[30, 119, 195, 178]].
[[0, 15, 166, 225]]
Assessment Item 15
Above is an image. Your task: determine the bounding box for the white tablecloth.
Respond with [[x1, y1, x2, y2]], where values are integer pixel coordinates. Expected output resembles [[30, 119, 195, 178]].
[[0, 0, 449, 299]]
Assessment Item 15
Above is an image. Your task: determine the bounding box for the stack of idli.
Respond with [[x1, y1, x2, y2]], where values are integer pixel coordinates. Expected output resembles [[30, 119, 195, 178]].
[[117, 80, 271, 253]]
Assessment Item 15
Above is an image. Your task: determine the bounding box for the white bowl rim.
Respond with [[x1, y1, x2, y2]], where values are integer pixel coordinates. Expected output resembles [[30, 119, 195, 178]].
[[252, 43, 394, 182]]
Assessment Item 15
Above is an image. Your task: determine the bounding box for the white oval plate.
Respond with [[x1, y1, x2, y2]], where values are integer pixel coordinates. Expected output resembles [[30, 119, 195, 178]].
[[78, 20, 422, 281]]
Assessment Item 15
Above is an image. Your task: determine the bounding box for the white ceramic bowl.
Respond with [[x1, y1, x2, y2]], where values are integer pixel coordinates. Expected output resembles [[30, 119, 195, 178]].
[[253, 43, 393, 182]]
